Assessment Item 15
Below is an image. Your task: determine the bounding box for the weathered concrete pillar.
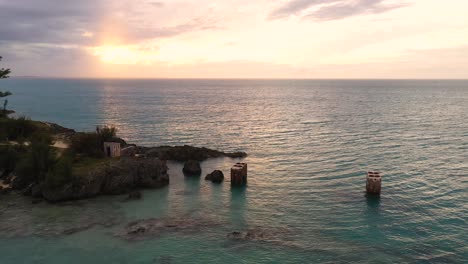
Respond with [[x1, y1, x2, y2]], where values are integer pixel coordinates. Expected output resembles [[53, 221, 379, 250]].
[[231, 163, 247, 186], [366, 171, 382, 195]]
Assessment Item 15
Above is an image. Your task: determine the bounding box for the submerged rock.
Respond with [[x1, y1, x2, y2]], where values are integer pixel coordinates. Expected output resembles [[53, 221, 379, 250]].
[[127, 191, 142, 200], [119, 216, 222, 241], [227, 227, 295, 244], [227, 230, 266, 240], [183, 160, 201, 176], [205, 170, 224, 183]]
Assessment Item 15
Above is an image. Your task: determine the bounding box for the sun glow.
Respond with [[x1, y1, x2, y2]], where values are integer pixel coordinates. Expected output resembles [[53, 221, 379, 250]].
[[90, 45, 159, 65]]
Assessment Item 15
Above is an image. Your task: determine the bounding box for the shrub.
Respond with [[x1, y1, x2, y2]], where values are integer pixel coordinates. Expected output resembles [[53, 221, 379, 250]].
[[70, 132, 103, 158], [0, 145, 26, 178], [69, 125, 118, 158], [44, 155, 73, 189], [15, 139, 56, 184], [0, 116, 37, 141], [97, 126, 117, 142]]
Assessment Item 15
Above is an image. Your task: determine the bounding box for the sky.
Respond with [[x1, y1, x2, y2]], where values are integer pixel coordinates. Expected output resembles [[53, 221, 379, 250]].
[[0, 0, 467, 78]]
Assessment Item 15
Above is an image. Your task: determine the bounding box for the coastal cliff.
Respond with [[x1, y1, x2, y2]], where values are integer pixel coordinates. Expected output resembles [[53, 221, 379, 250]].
[[41, 158, 168, 202]]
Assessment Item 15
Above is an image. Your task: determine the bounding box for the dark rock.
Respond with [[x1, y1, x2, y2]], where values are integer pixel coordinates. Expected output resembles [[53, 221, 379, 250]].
[[183, 160, 201, 176], [32, 198, 43, 204], [226, 227, 295, 244], [31, 184, 42, 198], [205, 170, 224, 183], [0, 187, 11, 195], [108, 137, 128, 147], [119, 216, 222, 241], [22, 184, 33, 196], [127, 191, 142, 200], [227, 230, 267, 241], [62, 227, 85, 235], [139, 145, 247, 161], [41, 122, 76, 134], [228, 231, 243, 239], [121, 146, 137, 157], [12, 176, 32, 191]]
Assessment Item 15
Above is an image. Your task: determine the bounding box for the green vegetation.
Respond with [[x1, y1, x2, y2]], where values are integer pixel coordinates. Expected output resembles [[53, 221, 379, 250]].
[[70, 126, 117, 158], [14, 135, 56, 188], [0, 58, 72, 190], [0, 56, 11, 79], [44, 155, 73, 189], [0, 145, 25, 178], [0, 58, 120, 192], [0, 116, 38, 142], [0, 56, 12, 115]]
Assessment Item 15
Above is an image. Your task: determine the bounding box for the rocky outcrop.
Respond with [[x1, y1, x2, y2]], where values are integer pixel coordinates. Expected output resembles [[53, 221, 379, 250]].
[[41, 157, 168, 202], [121, 146, 137, 157], [205, 170, 224, 183], [40, 122, 76, 134], [182, 160, 201, 176], [141, 145, 247, 161]]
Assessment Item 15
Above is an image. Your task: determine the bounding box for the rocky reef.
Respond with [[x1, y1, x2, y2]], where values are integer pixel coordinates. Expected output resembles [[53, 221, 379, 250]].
[[141, 145, 247, 161], [118, 216, 222, 241]]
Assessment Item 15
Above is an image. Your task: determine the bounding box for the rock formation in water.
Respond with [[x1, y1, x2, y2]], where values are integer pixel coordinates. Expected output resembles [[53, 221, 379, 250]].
[[182, 160, 202, 175], [142, 145, 247, 161], [205, 170, 224, 183]]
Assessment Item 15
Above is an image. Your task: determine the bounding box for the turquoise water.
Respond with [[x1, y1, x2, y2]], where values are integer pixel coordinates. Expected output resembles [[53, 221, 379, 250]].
[[1, 79, 467, 263]]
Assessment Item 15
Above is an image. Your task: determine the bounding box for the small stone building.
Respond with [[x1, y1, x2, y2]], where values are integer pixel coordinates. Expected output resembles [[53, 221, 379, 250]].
[[103, 142, 121, 157], [231, 162, 248, 186]]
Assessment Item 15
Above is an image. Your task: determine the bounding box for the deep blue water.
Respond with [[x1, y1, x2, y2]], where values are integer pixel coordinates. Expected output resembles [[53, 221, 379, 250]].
[[1, 78, 467, 263]]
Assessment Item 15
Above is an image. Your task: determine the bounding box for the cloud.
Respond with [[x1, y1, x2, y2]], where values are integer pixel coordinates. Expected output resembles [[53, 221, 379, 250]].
[[0, 0, 221, 74], [269, 0, 409, 21], [0, 0, 108, 44], [0, 0, 218, 46], [305, 0, 410, 21], [269, 0, 339, 19], [147, 1, 164, 7]]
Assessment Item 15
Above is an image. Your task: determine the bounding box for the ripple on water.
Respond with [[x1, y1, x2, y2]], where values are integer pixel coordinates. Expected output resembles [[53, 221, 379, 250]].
[[1, 79, 467, 263]]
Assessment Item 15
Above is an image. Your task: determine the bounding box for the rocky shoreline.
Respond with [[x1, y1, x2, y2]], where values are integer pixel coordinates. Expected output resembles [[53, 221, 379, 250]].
[[0, 121, 247, 203]]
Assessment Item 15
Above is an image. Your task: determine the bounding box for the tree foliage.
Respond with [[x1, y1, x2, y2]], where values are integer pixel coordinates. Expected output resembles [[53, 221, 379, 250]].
[[70, 125, 118, 158], [0, 56, 12, 112], [0, 56, 11, 79], [44, 155, 73, 189], [0, 116, 37, 141]]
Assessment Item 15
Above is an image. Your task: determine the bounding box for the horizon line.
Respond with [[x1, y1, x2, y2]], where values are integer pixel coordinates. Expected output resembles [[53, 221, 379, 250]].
[[8, 76, 468, 81]]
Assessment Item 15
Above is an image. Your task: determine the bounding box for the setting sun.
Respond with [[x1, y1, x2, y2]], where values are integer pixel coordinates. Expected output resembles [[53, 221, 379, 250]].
[[90, 45, 160, 65]]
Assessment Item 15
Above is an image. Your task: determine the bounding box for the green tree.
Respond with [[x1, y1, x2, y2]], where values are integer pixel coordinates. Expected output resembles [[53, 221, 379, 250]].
[[0, 56, 12, 112]]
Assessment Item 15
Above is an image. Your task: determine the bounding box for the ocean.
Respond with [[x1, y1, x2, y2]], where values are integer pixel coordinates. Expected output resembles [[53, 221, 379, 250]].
[[0, 79, 467, 263]]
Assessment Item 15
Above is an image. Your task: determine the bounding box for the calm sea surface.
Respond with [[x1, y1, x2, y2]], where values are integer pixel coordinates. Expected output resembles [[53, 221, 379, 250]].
[[0, 79, 467, 263]]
